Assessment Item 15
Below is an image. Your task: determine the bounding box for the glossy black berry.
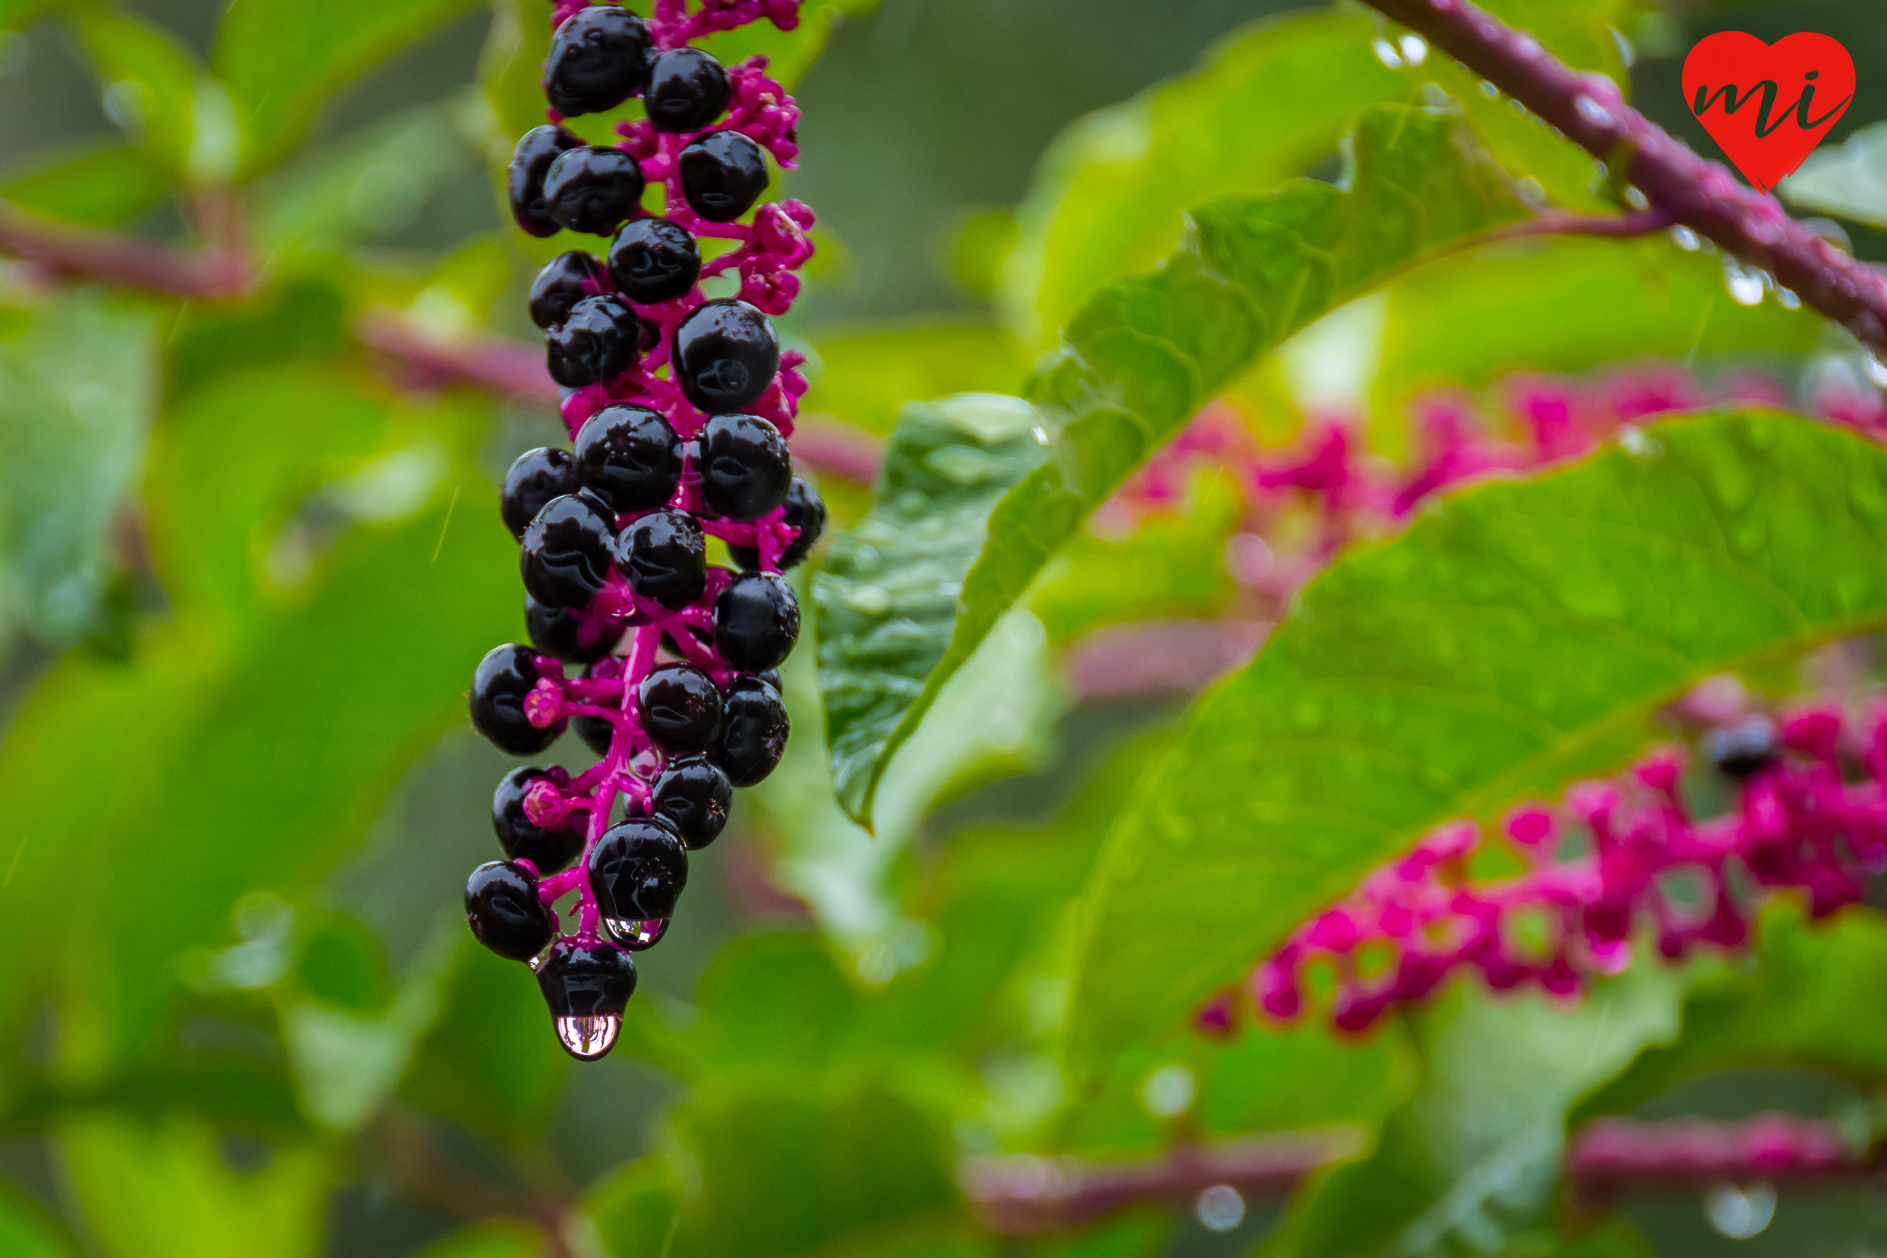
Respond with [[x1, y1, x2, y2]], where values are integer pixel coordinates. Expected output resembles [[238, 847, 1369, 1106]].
[[574, 404, 682, 513], [616, 510, 705, 610], [544, 5, 654, 117], [508, 125, 582, 237], [754, 669, 781, 691], [589, 816, 690, 921], [547, 294, 640, 387], [678, 130, 768, 222], [537, 940, 637, 1058], [493, 767, 585, 871], [525, 594, 619, 665], [698, 413, 792, 520], [650, 755, 731, 848], [729, 477, 826, 569], [713, 571, 799, 672], [607, 218, 701, 304], [673, 299, 778, 412], [520, 491, 617, 609], [500, 447, 578, 540], [530, 251, 607, 330], [712, 675, 789, 787], [466, 860, 555, 961], [544, 146, 646, 235], [646, 48, 730, 132], [1709, 715, 1779, 779], [470, 643, 565, 754], [637, 661, 723, 753]]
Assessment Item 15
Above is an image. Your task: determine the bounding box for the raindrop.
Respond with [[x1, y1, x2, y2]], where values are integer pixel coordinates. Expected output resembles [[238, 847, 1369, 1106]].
[[1722, 257, 1766, 307], [1575, 95, 1615, 128], [1479, 80, 1500, 99], [1140, 1064, 1197, 1118], [1705, 1182, 1776, 1239], [1371, 37, 1403, 69], [605, 917, 668, 950], [1195, 1185, 1246, 1232], [1517, 177, 1546, 207], [846, 584, 891, 615], [1776, 286, 1801, 310], [1623, 186, 1649, 210], [1861, 350, 1887, 390], [1669, 225, 1700, 251], [1398, 34, 1428, 65], [555, 1014, 622, 1060], [101, 80, 144, 133]]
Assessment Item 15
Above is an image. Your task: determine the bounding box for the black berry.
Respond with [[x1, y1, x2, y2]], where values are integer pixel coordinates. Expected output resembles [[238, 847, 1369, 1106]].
[[574, 404, 682, 513], [546, 295, 640, 387], [713, 571, 799, 672], [616, 509, 705, 609], [729, 476, 825, 569], [544, 5, 654, 117], [508, 124, 582, 237], [754, 669, 781, 691], [637, 661, 723, 752], [470, 643, 565, 754], [537, 939, 637, 1059], [1709, 715, 1779, 779], [520, 491, 617, 609], [646, 48, 730, 133], [525, 594, 620, 664], [678, 130, 768, 222], [607, 218, 701, 304], [698, 412, 791, 520], [466, 860, 555, 961], [493, 767, 585, 871], [712, 675, 789, 787], [544, 146, 646, 235], [571, 660, 622, 757], [501, 446, 578, 540], [651, 754, 732, 848], [530, 251, 608, 330], [588, 816, 690, 921], [673, 299, 778, 412]]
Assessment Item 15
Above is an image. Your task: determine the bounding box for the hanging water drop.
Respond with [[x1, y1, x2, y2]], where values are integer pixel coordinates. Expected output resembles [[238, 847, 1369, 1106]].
[[1776, 286, 1801, 310], [555, 1013, 622, 1060], [1861, 350, 1887, 390], [605, 916, 668, 949], [1575, 95, 1615, 128], [1704, 1182, 1776, 1238], [1722, 257, 1766, 307], [1479, 79, 1500, 99], [1195, 1185, 1246, 1232], [1397, 34, 1427, 65], [1371, 37, 1403, 69], [1669, 225, 1700, 251]]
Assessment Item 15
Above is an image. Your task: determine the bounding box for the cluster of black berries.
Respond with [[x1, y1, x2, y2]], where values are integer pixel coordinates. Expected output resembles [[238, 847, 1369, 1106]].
[[459, 0, 820, 1060]]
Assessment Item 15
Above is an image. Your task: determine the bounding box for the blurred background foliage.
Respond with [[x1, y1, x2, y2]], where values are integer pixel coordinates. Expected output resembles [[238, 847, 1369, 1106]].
[[2, 0, 1887, 1255]]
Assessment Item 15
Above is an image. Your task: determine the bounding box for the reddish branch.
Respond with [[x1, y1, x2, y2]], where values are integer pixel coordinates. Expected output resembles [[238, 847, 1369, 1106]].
[[1362, 0, 1887, 357], [1571, 1115, 1877, 1199], [0, 199, 251, 298]]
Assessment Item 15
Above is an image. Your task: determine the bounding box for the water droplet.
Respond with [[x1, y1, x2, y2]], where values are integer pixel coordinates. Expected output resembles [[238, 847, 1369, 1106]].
[[1575, 95, 1615, 128], [605, 916, 667, 950], [1705, 1182, 1776, 1238], [555, 1014, 621, 1060], [1776, 286, 1801, 310], [1397, 34, 1428, 65], [1722, 257, 1767, 307], [1517, 176, 1546, 207], [1669, 225, 1700, 251], [1195, 1185, 1246, 1232], [1623, 185, 1649, 210], [1862, 351, 1887, 390], [1140, 1064, 1196, 1118], [846, 584, 891, 615], [1371, 37, 1403, 69], [1479, 80, 1500, 99]]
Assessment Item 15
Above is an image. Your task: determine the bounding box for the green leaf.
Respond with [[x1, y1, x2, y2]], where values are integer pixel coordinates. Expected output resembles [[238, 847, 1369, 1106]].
[[1065, 411, 1887, 1086], [1780, 119, 1887, 229], [0, 141, 169, 227], [409, 1220, 547, 1258], [73, 12, 235, 185], [827, 104, 1523, 829], [804, 321, 1029, 437], [0, 1186, 78, 1258]]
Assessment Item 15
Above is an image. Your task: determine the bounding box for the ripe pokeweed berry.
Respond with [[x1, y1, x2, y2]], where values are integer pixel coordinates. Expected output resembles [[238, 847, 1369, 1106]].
[[466, 860, 555, 961], [754, 668, 781, 691], [651, 754, 732, 848], [638, 315, 662, 352], [589, 816, 690, 926], [520, 491, 617, 609], [537, 939, 637, 1060], [711, 675, 789, 787], [713, 571, 799, 672], [673, 299, 779, 412], [678, 130, 769, 222], [544, 146, 646, 235], [645, 48, 730, 132], [607, 218, 701, 304], [1709, 715, 1779, 779], [616, 509, 706, 609], [493, 767, 586, 871], [637, 661, 723, 752], [544, 5, 655, 117], [697, 413, 791, 520], [571, 660, 623, 756], [501, 446, 578, 540], [508, 124, 582, 237], [529, 251, 607, 330], [470, 643, 566, 754], [729, 476, 826, 569], [547, 295, 640, 387], [525, 594, 620, 665], [574, 404, 682, 513]]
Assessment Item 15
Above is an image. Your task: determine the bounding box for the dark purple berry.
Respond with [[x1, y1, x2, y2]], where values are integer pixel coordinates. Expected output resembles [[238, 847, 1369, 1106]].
[[538, 939, 636, 1059], [501, 446, 578, 540], [639, 316, 662, 352], [711, 675, 789, 787], [520, 491, 616, 609], [508, 125, 581, 237], [637, 661, 723, 753], [646, 48, 730, 132], [729, 476, 825, 569], [544, 5, 654, 117], [589, 816, 689, 921], [525, 594, 620, 665], [616, 509, 705, 609], [571, 660, 622, 757], [1710, 715, 1778, 779], [574, 404, 682, 513], [547, 294, 640, 387], [678, 130, 768, 222], [466, 860, 555, 961], [530, 251, 607, 330], [493, 767, 585, 871], [470, 643, 564, 754], [713, 571, 799, 672], [544, 146, 646, 235], [697, 413, 791, 521], [673, 299, 778, 412], [754, 669, 780, 691], [607, 218, 701, 304], [650, 754, 731, 848]]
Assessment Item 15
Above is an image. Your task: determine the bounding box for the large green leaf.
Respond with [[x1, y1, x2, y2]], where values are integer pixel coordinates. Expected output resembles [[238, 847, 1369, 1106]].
[[0, 141, 169, 227], [823, 104, 1523, 827], [1064, 411, 1887, 1085], [72, 11, 217, 183]]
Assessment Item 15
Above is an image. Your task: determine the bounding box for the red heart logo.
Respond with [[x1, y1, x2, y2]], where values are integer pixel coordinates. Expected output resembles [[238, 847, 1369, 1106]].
[[1682, 31, 1854, 193]]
